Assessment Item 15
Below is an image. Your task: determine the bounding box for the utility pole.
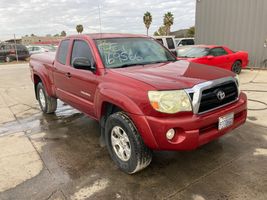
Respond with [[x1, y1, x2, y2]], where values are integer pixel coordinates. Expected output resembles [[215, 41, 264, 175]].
[[13, 34, 19, 63]]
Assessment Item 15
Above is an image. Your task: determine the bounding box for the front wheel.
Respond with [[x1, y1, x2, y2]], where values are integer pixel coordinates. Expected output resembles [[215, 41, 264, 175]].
[[232, 61, 242, 74], [105, 112, 152, 174], [37, 82, 57, 114]]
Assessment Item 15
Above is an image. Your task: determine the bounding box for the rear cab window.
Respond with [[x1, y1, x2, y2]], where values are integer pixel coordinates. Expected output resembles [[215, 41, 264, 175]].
[[166, 38, 175, 49], [156, 39, 163, 45], [56, 40, 70, 65]]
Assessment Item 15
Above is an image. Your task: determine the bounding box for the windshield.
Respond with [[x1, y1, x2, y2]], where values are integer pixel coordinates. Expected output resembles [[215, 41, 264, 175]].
[[175, 39, 181, 45], [95, 38, 176, 68], [177, 47, 209, 58]]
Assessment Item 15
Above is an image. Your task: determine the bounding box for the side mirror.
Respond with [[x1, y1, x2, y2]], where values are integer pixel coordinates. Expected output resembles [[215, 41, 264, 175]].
[[72, 57, 95, 71], [206, 55, 214, 60]]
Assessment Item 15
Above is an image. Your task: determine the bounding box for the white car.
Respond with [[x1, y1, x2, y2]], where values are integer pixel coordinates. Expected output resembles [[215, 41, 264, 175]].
[[153, 36, 177, 56], [175, 38, 195, 47], [27, 45, 56, 55]]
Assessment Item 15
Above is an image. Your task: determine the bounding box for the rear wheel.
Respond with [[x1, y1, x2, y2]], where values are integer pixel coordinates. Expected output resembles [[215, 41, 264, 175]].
[[232, 61, 242, 74], [105, 112, 152, 174], [37, 82, 57, 114]]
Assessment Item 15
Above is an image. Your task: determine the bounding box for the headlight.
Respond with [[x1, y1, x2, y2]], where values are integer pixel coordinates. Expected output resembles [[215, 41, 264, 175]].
[[148, 90, 192, 114]]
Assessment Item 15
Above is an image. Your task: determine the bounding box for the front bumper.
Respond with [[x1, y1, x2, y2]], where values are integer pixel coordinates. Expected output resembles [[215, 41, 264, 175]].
[[129, 92, 247, 151]]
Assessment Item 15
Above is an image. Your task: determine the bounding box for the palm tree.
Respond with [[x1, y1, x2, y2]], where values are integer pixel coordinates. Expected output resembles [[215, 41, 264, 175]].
[[154, 25, 167, 36], [60, 31, 67, 37], [143, 11, 152, 36], [76, 24, 84, 34], [163, 12, 174, 35], [187, 26, 195, 37]]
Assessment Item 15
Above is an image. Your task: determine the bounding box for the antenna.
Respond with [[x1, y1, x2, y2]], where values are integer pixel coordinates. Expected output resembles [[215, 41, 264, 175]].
[[98, 2, 102, 35]]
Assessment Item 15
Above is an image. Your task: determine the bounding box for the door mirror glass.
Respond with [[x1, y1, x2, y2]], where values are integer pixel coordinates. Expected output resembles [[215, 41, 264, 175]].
[[72, 57, 92, 70]]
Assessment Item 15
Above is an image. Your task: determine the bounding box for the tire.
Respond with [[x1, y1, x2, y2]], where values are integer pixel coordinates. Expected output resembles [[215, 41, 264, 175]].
[[36, 82, 57, 114], [232, 61, 242, 74], [105, 112, 152, 174]]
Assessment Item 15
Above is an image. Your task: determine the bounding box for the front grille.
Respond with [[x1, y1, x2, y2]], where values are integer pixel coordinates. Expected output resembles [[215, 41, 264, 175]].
[[198, 81, 238, 113]]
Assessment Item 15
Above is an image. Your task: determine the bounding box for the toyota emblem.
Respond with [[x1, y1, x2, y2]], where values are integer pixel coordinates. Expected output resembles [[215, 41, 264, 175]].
[[216, 90, 225, 101]]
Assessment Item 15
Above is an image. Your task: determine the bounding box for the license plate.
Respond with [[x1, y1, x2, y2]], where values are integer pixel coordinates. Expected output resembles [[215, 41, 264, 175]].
[[218, 113, 234, 130]]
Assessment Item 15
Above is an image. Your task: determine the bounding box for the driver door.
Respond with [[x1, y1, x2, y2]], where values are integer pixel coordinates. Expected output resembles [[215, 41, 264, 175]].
[[208, 47, 230, 68], [66, 39, 98, 118]]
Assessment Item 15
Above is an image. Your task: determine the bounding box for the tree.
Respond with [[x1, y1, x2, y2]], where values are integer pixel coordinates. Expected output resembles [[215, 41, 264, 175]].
[[53, 34, 60, 37], [61, 30, 67, 37], [76, 24, 84, 34], [143, 11, 152, 36], [30, 34, 35, 37], [187, 26, 195, 37], [153, 25, 167, 36], [163, 12, 174, 35]]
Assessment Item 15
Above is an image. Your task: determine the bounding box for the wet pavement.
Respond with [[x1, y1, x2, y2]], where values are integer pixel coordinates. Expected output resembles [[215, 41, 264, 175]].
[[0, 64, 266, 200]]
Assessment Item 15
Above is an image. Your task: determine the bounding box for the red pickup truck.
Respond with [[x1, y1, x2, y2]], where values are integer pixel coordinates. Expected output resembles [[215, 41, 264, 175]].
[[29, 33, 247, 174]]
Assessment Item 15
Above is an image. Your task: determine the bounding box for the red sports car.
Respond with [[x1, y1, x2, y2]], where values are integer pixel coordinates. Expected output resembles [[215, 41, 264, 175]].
[[177, 45, 249, 74]]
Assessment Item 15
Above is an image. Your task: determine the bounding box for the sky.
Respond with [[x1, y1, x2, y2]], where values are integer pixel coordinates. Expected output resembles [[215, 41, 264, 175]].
[[0, 0, 196, 40]]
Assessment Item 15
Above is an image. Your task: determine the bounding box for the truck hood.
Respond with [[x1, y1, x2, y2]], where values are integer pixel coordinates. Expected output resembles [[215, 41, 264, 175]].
[[110, 61, 234, 90]]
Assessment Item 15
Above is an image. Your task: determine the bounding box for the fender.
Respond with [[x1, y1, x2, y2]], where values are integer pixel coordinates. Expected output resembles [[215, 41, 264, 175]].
[[96, 88, 144, 118], [33, 70, 55, 98], [95, 88, 159, 149]]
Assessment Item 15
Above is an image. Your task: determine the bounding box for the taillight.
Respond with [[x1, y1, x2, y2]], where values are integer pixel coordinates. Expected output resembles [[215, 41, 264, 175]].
[[9, 49, 15, 54]]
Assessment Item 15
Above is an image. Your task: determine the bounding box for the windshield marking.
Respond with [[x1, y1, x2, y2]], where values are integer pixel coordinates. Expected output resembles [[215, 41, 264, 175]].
[[98, 41, 144, 65], [96, 38, 176, 68]]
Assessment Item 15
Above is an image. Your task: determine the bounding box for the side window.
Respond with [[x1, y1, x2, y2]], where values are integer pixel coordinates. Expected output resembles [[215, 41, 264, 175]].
[[156, 39, 163, 45], [4, 45, 10, 50], [181, 40, 187, 45], [185, 39, 194, 45], [209, 47, 227, 56], [56, 40, 69, 65], [16, 45, 22, 50], [166, 38, 175, 49], [71, 40, 93, 67]]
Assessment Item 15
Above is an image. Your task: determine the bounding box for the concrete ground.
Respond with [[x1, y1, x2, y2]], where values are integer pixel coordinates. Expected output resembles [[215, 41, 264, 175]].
[[0, 64, 266, 200]]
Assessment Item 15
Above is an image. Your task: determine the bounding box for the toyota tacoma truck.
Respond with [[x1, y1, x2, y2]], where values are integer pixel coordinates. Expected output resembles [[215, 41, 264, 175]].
[[29, 33, 247, 174]]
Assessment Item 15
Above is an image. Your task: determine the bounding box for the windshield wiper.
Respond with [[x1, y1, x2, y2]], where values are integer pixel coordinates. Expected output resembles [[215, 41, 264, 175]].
[[112, 60, 176, 69], [112, 63, 144, 69], [178, 56, 195, 58]]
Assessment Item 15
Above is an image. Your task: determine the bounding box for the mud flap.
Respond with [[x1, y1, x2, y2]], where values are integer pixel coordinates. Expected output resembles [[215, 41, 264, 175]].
[[99, 116, 106, 147]]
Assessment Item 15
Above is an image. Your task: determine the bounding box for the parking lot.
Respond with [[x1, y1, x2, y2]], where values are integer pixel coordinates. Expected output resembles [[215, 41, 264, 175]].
[[0, 63, 266, 200]]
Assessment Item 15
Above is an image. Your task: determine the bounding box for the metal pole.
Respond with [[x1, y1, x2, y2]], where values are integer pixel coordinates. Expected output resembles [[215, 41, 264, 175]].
[[13, 34, 19, 62]]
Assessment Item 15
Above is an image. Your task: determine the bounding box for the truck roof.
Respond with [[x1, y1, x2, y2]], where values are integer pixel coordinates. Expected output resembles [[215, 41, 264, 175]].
[[66, 33, 149, 40], [178, 45, 219, 49]]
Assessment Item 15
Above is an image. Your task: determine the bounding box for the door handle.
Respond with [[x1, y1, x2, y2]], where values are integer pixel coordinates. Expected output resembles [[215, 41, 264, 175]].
[[65, 72, 71, 78]]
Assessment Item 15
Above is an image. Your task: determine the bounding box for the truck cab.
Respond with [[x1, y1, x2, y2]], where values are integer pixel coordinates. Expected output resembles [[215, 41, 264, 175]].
[[153, 36, 177, 56]]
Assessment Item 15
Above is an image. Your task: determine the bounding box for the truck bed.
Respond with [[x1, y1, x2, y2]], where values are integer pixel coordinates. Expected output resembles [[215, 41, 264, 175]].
[[30, 52, 56, 65]]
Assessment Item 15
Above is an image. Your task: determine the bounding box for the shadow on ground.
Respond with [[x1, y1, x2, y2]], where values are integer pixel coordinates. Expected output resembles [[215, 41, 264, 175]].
[[0, 103, 266, 200]]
